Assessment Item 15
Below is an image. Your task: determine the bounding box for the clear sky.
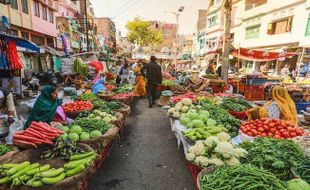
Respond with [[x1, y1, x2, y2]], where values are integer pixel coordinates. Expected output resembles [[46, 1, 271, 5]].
[[91, 0, 209, 36]]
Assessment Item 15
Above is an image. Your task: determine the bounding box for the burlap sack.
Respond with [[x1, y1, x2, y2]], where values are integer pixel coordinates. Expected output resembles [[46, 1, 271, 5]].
[[0, 145, 19, 164], [115, 104, 131, 117], [81, 125, 119, 152], [112, 112, 125, 129]]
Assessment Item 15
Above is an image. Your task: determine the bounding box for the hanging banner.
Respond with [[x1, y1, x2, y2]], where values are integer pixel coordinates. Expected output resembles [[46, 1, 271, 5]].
[[231, 48, 297, 62]]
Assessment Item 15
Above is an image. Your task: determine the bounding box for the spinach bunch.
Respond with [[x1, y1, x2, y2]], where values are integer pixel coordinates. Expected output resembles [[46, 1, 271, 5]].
[[221, 98, 252, 112], [240, 138, 304, 180]]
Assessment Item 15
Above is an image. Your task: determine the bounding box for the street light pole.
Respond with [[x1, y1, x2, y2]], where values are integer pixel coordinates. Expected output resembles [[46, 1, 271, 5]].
[[84, 0, 89, 52], [221, 0, 232, 82], [172, 6, 184, 72]]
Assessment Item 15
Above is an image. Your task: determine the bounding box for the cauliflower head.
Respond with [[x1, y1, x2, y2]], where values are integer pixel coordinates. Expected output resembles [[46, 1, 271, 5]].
[[214, 142, 235, 159], [208, 158, 224, 166], [204, 136, 220, 148], [226, 157, 241, 166], [195, 156, 209, 166], [216, 132, 231, 142], [188, 143, 206, 156], [234, 148, 248, 158], [186, 152, 196, 161]]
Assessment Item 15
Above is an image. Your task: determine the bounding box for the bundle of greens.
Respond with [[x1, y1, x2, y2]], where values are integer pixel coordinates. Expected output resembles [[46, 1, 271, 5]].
[[75, 92, 97, 101], [199, 164, 287, 190], [294, 157, 310, 183], [41, 140, 84, 161], [113, 84, 133, 94], [72, 117, 111, 134], [220, 98, 252, 112], [240, 138, 304, 180], [0, 144, 11, 156]]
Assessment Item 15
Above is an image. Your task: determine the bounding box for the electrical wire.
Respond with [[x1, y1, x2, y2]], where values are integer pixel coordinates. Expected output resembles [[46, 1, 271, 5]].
[[110, 0, 136, 18], [112, 0, 144, 19]]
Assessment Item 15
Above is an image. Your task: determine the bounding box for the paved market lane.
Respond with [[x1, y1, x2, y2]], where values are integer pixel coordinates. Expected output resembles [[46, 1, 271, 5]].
[[89, 99, 195, 190]]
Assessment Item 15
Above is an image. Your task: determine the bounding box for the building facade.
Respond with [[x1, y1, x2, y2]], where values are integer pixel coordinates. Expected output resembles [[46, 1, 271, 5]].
[[96, 17, 116, 53]]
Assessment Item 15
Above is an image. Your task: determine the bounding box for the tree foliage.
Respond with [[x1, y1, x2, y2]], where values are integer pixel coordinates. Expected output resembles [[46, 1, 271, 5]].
[[126, 17, 163, 47]]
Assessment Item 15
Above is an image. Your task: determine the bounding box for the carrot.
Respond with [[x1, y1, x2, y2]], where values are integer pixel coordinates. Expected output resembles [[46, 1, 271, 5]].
[[13, 139, 37, 148], [24, 130, 44, 139], [14, 134, 53, 145], [27, 128, 47, 138]]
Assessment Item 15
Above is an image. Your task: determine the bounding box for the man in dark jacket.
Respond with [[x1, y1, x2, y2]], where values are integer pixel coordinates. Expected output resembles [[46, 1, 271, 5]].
[[141, 56, 163, 108]]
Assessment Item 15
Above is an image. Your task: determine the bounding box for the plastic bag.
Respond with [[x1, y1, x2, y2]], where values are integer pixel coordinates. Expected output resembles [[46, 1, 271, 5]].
[[6, 117, 25, 144], [54, 106, 74, 124]]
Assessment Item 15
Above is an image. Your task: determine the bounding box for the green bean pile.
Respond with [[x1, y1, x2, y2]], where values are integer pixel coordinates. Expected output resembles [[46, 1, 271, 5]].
[[0, 144, 11, 156], [199, 165, 287, 190]]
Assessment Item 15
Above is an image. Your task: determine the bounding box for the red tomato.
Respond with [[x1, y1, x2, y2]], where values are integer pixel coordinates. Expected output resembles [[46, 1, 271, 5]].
[[258, 127, 264, 132], [290, 132, 297, 137], [270, 128, 276, 133], [274, 135, 281, 139], [268, 132, 274, 137], [296, 129, 303, 136], [247, 132, 253, 136], [251, 129, 258, 135], [269, 123, 275, 128], [261, 132, 267, 137]]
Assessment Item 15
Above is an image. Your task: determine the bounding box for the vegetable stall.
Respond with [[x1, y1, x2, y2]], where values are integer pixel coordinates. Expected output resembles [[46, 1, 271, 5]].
[[166, 91, 310, 190], [0, 85, 134, 189]]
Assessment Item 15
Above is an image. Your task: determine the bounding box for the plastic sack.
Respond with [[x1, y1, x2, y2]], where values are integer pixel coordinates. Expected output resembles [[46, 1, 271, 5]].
[[5, 117, 25, 144]]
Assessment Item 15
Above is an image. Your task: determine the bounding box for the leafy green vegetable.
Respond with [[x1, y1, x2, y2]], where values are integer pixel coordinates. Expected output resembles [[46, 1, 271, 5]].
[[0, 144, 11, 156], [75, 93, 98, 101], [72, 117, 111, 134], [287, 179, 310, 190], [220, 98, 252, 112], [240, 138, 304, 180], [199, 164, 287, 190], [294, 157, 310, 183]]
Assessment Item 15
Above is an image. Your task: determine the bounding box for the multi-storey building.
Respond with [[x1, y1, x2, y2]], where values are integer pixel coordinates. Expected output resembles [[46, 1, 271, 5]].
[[0, 0, 58, 47], [196, 0, 310, 74], [150, 21, 177, 53], [96, 17, 116, 53]]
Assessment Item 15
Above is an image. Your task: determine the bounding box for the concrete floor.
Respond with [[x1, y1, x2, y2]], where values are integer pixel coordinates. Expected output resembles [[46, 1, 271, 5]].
[[88, 99, 195, 190]]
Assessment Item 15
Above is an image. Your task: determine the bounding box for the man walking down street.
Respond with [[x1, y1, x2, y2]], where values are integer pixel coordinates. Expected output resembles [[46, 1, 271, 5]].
[[141, 56, 163, 108]]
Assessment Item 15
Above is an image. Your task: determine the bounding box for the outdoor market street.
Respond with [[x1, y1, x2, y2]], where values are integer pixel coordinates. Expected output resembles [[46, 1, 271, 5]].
[[88, 99, 195, 190]]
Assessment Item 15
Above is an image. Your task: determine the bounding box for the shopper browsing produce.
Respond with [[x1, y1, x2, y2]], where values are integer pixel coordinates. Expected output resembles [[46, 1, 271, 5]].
[[247, 86, 298, 125], [24, 86, 62, 129]]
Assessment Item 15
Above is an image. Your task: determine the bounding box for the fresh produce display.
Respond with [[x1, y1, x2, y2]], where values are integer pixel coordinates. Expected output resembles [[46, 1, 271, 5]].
[[92, 99, 122, 111], [197, 99, 240, 136], [199, 164, 287, 190], [105, 84, 116, 91], [167, 98, 193, 118], [0, 144, 11, 156], [63, 100, 93, 113], [240, 118, 307, 138], [162, 79, 175, 86], [240, 138, 304, 180], [111, 92, 135, 100], [68, 117, 111, 138], [220, 97, 252, 112], [13, 121, 64, 148], [75, 92, 98, 101], [294, 157, 310, 183], [41, 140, 85, 161], [0, 152, 96, 187], [186, 132, 247, 167], [113, 84, 133, 94], [170, 93, 195, 104], [180, 109, 229, 141], [86, 109, 117, 123]]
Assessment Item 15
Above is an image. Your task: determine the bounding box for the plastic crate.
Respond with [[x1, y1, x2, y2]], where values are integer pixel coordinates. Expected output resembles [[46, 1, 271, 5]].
[[244, 85, 265, 101], [295, 102, 310, 113], [246, 78, 267, 85]]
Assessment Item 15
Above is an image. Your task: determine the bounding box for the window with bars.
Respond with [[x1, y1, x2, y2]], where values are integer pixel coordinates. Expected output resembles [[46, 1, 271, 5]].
[[21, 0, 28, 14], [245, 25, 260, 39], [21, 32, 29, 40], [208, 15, 218, 28], [34, 1, 40, 17], [48, 9, 54, 23], [10, 0, 18, 10], [31, 34, 45, 46], [42, 6, 47, 20]]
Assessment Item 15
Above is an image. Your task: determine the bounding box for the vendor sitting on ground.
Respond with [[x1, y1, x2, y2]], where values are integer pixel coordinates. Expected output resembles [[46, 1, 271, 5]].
[[186, 71, 210, 92], [246, 86, 297, 125], [24, 86, 62, 129], [0, 87, 17, 123]]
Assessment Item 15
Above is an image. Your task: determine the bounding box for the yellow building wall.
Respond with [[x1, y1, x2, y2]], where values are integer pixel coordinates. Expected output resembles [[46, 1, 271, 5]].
[[9, 7, 22, 27], [0, 3, 9, 18]]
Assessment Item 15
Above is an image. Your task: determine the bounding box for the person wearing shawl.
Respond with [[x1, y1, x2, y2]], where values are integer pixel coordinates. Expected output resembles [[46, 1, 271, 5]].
[[246, 86, 298, 125], [24, 86, 61, 129], [91, 76, 106, 95], [134, 62, 146, 97]]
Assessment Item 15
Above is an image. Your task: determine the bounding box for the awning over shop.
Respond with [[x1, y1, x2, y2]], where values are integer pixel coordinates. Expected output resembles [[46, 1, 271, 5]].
[[231, 48, 297, 62], [40, 45, 65, 56], [0, 33, 40, 53]]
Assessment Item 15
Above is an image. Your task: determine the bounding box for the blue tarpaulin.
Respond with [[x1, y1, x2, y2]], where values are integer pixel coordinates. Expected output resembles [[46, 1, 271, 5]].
[[0, 33, 40, 53]]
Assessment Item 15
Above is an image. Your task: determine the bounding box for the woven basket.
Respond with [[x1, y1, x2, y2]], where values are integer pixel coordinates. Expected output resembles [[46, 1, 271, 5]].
[[81, 125, 119, 152], [0, 145, 19, 164], [115, 104, 131, 117]]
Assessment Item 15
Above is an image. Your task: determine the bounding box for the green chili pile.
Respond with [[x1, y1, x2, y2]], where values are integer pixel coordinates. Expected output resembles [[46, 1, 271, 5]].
[[0, 144, 11, 156]]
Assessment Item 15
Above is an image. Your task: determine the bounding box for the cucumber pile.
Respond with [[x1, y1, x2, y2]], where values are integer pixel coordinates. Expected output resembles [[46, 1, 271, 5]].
[[0, 151, 96, 187]]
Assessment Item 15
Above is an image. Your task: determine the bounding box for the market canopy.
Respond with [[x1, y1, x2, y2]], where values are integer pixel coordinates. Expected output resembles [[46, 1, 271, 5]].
[[0, 33, 40, 53], [231, 48, 297, 62]]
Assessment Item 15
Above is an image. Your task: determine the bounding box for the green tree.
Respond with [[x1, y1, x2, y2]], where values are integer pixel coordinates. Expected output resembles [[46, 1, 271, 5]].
[[126, 17, 163, 47]]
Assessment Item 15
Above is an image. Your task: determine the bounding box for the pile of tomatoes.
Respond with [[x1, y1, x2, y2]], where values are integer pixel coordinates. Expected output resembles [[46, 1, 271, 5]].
[[63, 100, 93, 113], [240, 118, 307, 139]]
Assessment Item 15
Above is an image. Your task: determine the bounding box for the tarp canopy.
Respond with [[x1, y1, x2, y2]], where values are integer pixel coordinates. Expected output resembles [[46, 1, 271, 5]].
[[40, 45, 64, 56], [231, 47, 297, 62], [0, 33, 40, 53]]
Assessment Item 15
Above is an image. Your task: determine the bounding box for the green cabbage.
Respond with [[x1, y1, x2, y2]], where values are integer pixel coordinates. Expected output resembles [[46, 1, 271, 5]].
[[62, 126, 70, 133], [90, 130, 103, 139], [180, 117, 191, 125], [207, 118, 217, 126], [187, 112, 199, 120], [80, 132, 90, 141], [191, 119, 205, 128], [287, 179, 310, 190], [181, 98, 192, 106], [181, 106, 189, 113], [68, 133, 79, 141], [70, 125, 83, 135]]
